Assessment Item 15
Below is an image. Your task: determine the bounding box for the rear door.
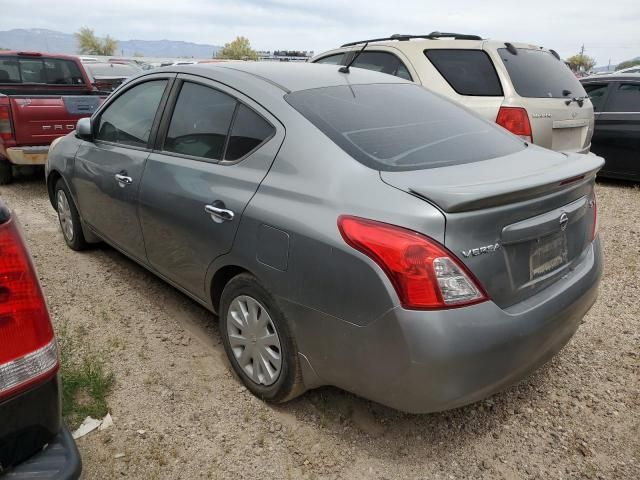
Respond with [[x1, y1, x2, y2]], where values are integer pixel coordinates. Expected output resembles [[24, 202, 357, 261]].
[[492, 47, 594, 152], [587, 80, 640, 179], [73, 74, 172, 261], [139, 75, 284, 300]]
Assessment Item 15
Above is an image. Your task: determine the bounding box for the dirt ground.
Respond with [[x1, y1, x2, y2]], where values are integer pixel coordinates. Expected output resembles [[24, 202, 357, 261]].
[[1, 173, 638, 480]]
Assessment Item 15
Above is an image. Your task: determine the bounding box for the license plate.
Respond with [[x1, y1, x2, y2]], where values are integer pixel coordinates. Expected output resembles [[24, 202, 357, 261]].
[[529, 232, 568, 280]]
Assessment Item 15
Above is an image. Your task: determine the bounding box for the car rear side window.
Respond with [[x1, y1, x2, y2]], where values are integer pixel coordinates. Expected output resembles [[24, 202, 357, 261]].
[[425, 49, 503, 96], [164, 82, 237, 161], [606, 83, 640, 112], [285, 83, 523, 171], [499, 48, 587, 99], [314, 54, 345, 65], [582, 83, 608, 112], [351, 51, 413, 81], [97, 80, 167, 148], [224, 104, 275, 161]]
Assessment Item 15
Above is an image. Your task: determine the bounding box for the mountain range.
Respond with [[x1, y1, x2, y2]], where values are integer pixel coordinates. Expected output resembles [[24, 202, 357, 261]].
[[0, 28, 221, 58]]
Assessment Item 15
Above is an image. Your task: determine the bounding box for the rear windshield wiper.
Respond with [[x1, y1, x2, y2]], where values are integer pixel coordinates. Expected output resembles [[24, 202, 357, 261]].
[[565, 95, 588, 107]]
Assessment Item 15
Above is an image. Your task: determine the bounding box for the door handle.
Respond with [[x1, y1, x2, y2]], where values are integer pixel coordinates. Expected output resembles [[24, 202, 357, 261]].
[[114, 173, 133, 187], [204, 203, 235, 223]]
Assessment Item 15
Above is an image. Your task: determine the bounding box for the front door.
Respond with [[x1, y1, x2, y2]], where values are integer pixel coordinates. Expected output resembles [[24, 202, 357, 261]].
[[138, 75, 284, 299], [72, 77, 171, 261]]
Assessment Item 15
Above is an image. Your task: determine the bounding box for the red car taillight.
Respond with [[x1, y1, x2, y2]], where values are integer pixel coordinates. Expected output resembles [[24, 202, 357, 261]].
[[0, 217, 58, 401], [0, 106, 14, 142], [338, 216, 488, 310], [496, 106, 532, 143]]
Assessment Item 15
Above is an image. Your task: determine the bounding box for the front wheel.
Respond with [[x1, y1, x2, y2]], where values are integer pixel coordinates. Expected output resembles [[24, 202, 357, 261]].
[[55, 179, 87, 251], [220, 273, 305, 403]]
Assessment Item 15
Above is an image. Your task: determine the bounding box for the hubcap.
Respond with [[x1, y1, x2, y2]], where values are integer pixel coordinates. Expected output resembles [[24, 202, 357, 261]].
[[226, 295, 282, 386], [56, 190, 74, 242]]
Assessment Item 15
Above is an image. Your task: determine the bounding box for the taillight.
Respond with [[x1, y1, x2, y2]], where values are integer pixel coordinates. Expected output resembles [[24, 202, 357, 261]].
[[496, 107, 532, 143], [0, 217, 58, 400], [591, 194, 598, 241], [338, 216, 488, 310], [0, 106, 14, 142]]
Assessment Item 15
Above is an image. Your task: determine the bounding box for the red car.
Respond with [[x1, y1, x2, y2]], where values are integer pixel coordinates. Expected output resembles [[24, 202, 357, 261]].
[[0, 51, 105, 184]]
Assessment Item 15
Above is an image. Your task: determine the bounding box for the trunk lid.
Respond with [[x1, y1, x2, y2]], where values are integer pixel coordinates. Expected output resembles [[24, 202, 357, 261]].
[[8, 95, 101, 146], [381, 147, 603, 307]]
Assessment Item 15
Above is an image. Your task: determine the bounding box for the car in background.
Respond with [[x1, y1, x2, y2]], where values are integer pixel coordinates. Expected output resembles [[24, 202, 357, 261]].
[[311, 32, 594, 154], [614, 65, 640, 74], [46, 63, 602, 413], [0, 199, 82, 478], [84, 62, 141, 92], [581, 73, 640, 181], [0, 51, 105, 184]]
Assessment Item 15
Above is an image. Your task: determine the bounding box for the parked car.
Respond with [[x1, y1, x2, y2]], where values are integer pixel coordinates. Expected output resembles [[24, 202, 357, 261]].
[[581, 73, 640, 181], [614, 65, 640, 74], [46, 63, 603, 413], [0, 51, 105, 184], [0, 199, 82, 478], [84, 62, 141, 92], [311, 32, 594, 154]]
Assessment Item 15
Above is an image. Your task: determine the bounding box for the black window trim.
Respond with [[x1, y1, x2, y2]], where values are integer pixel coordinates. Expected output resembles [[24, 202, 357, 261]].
[[154, 77, 277, 165], [92, 74, 176, 152], [424, 48, 504, 97]]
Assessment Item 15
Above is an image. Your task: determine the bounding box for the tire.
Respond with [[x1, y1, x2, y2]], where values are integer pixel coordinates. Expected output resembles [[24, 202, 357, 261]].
[[220, 273, 305, 403], [0, 160, 12, 185], [54, 179, 87, 251]]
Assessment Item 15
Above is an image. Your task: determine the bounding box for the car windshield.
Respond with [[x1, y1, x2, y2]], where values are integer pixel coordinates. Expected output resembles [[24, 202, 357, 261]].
[[285, 83, 524, 171], [499, 48, 587, 99]]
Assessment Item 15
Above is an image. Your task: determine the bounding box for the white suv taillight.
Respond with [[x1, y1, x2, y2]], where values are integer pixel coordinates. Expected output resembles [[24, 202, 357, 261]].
[[496, 106, 533, 143], [338, 216, 488, 310], [0, 217, 58, 400]]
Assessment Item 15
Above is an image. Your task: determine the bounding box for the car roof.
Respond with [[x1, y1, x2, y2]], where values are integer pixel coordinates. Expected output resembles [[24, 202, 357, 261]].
[[0, 51, 81, 62], [581, 73, 640, 82], [160, 61, 411, 93]]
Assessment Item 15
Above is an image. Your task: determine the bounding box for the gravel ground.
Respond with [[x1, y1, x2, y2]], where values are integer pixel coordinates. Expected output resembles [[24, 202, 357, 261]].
[[1, 173, 638, 480]]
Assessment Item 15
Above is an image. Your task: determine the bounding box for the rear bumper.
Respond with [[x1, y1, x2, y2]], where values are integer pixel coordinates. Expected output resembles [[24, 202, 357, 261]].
[[292, 238, 603, 413], [5, 426, 82, 480], [5, 146, 49, 165]]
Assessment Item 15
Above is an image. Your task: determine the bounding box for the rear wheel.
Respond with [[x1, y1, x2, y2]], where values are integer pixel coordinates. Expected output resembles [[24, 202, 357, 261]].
[[0, 160, 12, 185], [55, 179, 87, 251], [220, 273, 304, 403]]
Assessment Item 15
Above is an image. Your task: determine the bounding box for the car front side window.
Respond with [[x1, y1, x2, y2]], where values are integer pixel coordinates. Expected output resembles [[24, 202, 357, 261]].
[[606, 83, 640, 112], [96, 80, 168, 148], [351, 51, 413, 81], [583, 83, 609, 112]]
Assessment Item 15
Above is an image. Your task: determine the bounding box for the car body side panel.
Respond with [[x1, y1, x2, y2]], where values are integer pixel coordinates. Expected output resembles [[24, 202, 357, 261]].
[[205, 114, 446, 327]]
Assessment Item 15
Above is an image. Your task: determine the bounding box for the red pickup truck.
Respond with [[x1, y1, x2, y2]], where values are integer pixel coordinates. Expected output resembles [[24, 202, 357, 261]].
[[0, 51, 105, 184]]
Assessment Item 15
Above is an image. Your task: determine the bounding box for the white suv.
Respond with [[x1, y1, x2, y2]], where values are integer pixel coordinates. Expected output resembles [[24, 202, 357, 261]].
[[311, 33, 594, 153]]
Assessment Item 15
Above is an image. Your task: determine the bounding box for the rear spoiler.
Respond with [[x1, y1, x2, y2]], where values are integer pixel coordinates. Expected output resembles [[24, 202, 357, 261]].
[[399, 153, 604, 213]]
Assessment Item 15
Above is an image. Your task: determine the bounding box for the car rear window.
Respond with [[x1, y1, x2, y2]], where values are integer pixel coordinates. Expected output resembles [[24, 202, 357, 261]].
[[499, 48, 587, 99], [285, 83, 524, 171], [425, 49, 503, 96], [0, 57, 84, 85]]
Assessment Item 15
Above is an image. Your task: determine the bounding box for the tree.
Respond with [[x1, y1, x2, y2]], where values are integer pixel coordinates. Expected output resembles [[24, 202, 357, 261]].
[[219, 36, 257, 60], [567, 53, 596, 72], [616, 59, 640, 70], [75, 27, 117, 56]]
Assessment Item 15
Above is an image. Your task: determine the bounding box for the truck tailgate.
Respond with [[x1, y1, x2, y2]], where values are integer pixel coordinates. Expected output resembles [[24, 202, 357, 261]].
[[9, 96, 101, 146]]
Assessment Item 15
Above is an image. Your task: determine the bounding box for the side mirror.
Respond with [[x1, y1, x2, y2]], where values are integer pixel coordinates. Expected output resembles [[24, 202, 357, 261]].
[[76, 117, 93, 141]]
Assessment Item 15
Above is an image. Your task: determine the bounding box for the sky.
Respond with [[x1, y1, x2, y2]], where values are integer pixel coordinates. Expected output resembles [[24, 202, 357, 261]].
[[1, 0, 640, 65]]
